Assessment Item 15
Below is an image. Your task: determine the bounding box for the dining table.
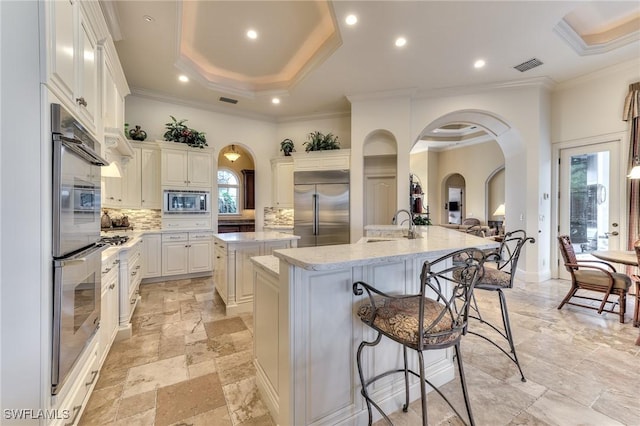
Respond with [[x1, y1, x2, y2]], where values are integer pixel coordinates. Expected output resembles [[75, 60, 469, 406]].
[[592, 249, 639, 345]]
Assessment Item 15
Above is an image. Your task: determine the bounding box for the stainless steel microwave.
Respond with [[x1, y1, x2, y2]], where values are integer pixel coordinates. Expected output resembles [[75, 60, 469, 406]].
[[164, 190, 210, 214]]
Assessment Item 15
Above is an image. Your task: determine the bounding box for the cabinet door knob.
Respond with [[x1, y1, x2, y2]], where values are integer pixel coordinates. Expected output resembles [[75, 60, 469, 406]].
[[75, 97, 87, 107]]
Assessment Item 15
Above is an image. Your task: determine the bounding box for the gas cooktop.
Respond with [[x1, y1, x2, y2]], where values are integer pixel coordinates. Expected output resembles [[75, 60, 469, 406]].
[[100, 235, 130, 246]]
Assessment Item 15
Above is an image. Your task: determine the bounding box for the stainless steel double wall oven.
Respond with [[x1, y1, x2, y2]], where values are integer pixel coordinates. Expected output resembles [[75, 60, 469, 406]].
[[51, 103, 108, 395]]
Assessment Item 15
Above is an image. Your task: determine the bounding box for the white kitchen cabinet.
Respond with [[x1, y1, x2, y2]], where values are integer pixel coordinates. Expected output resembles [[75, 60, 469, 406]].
[[161, 146, 213, 189], [103, 174, 123, 207], [99, 255, 119, 367], [142, 233, 162, 278], [50, 338, 99, 426], [271, 157, 294, 208], [161, 232, 213, 277], [213, 234, 299, 314], [103, 144, 161, 209], [122, 148, 141, 207], [293, 149, 351, 171], [141, 148, 161, 208], [45, 0, 99, 135], [117, 238, 143, 340]]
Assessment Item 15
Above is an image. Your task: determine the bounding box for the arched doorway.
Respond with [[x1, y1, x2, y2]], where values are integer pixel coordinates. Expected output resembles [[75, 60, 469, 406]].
[[443, 173, 465, 224], [363, 130, 398, 226], [217, 144, 256, 232]]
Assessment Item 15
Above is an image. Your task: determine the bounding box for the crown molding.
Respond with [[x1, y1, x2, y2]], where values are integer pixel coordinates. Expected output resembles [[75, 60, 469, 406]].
[[553, 19, 640, 57], [346, 88, 417, 103], [129, 87, 277, 122], [276, 110, 351, 124], [414, 77, 556, 100], [552, 58, 640, 91], [98, 0, 123, 42]]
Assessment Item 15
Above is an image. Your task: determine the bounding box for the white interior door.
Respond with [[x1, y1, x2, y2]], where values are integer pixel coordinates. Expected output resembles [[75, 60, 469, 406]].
[[559, 141, 621, 279]]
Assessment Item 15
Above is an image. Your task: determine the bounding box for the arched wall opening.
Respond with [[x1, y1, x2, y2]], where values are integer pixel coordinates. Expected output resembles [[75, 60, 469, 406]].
[[363, 129, 398, 226]]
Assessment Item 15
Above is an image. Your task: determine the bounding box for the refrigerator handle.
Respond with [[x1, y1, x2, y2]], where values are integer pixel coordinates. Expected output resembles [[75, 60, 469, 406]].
[[313, 193, 318, 235]]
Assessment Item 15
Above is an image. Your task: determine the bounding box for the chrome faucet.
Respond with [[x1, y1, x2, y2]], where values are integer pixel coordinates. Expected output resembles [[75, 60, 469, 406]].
[[391, 209, 418, 239]]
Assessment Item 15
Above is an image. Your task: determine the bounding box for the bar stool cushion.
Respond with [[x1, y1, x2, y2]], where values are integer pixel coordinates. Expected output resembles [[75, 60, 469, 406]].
[[357, 296, 458, 347], [573, 270, 631, 291]]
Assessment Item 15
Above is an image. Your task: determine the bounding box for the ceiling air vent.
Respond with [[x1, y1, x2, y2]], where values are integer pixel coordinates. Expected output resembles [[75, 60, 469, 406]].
[[513, 58, 543, 72], [219, 96, 238, 104]]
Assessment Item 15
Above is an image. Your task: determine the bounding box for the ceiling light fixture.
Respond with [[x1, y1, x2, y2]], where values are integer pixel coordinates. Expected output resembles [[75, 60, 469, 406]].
[[474, 59, 486, 69], [178, 75, 189, 83], [345, 14, 358, 25], [272, 97, 280, 104], [395, 37, 407, 47], [143, 15, 155, 23], [247, 29, 258, 40], [224, 145, 241, 163]]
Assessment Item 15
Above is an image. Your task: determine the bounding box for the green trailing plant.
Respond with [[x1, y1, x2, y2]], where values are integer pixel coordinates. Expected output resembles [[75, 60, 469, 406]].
[[280, 138, 295, 156], [163, 116, 207, 148], [413, 215, 431, 226], [303, 131, 340, 152]]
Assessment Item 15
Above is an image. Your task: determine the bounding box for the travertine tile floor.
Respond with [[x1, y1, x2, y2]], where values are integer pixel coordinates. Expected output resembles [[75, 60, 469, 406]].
[[80, 275, 640, 426]]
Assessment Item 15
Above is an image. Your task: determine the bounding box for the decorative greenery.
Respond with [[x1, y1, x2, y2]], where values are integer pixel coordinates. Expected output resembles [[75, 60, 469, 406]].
[[163, 116, 207, 148], [413, 215, 431, 226], [303, 131, 340, 152], [280, 138, 295, 156]]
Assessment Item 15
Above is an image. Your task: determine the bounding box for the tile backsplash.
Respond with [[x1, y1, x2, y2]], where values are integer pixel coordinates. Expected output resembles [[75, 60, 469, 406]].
[[264, 207, 293, 226], [102, 208, 161, 230]]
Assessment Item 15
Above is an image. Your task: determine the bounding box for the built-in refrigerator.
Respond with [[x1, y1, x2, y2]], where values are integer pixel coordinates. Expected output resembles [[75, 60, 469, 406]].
[[294, 170, 350, 247]]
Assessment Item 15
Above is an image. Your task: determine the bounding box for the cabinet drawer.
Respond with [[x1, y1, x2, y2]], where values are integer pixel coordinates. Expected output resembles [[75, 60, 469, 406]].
[[163, 217, 212, 230], [189, 232, 213, 241], [163, 232, 188, 242]]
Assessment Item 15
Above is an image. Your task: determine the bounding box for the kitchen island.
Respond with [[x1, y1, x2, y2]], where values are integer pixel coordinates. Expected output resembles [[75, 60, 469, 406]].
[[252, 226, 497, 425], [213, 231, 299, 314]]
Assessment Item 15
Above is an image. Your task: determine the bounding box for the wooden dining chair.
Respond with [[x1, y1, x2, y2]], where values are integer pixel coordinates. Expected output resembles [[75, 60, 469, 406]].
[[557, 235, 631, 323]]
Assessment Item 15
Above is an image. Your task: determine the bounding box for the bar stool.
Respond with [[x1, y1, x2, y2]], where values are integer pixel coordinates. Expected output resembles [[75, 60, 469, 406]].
[[353, 247, 486, 425], [466, 230, 534, 382]]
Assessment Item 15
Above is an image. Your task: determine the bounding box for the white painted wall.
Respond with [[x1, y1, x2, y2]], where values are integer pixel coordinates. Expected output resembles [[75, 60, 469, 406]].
[[125, 96, 278, 230], [349, 86, 551, 280], [276, 113, 351, 152], [425, 141, 504, 225], [551, 59, 640, 144], [1, 1, 45, 422]]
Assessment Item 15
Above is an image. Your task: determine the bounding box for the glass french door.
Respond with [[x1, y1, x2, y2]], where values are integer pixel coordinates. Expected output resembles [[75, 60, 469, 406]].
[[559, 141, 621, 279]]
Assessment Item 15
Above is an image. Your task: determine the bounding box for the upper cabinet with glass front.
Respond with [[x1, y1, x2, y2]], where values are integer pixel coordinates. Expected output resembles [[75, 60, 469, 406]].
[[44, 0, 101, 135]]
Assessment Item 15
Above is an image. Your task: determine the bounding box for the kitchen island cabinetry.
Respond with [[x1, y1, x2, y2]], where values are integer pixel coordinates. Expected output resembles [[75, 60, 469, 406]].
[[214, 232, 299, 314], [161, 146, 213, 189], [255, 226, 497, 425]]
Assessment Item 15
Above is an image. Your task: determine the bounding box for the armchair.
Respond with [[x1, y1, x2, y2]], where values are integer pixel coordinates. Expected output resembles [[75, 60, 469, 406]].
[[557, 235, 631, 323]]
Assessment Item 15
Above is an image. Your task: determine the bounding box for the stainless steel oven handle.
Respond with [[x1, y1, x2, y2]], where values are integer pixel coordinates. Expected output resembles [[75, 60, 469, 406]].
[[55, 134, 109, 166]]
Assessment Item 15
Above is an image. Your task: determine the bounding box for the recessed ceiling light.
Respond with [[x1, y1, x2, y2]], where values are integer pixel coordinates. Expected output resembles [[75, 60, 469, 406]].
[[143, 15, 155, 23], [474, 59, 486, 69], [395, 37, 407, 47], [272, 98, 280, 105], [178, 75, 189, 83], [345, 14, 358, 26], [247, 29, 258, 40]]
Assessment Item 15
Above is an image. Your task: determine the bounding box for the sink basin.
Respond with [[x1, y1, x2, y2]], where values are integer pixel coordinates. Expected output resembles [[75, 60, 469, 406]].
[[365, 235, 422, 242], [365, 238, 393, 243]]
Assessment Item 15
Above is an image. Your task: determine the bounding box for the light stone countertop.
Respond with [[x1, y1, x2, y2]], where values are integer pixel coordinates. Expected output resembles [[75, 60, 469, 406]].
[[213, 231, 300, 243], [250, 255, 279, 277], [263, 225, 294, 230], [273, 226, 498, 271]]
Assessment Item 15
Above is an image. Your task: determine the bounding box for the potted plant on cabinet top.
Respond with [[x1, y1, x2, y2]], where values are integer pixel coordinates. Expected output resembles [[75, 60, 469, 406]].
[[163, 116, 207, 148], [303, 131, 340, 152], [280, 138, 295, 156]]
